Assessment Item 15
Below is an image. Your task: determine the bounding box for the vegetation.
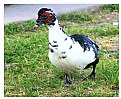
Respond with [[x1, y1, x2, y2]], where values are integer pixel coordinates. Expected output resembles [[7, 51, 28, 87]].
[[4, 4, 119, 97], [99, 4, 119, 12]]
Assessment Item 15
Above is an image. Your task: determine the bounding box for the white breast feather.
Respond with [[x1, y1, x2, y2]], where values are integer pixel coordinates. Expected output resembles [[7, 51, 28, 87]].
[[49, 39, 96, 73]]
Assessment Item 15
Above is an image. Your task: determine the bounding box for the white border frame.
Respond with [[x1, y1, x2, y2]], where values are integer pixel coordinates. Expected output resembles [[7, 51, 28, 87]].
[[1, 0, 120, 99]]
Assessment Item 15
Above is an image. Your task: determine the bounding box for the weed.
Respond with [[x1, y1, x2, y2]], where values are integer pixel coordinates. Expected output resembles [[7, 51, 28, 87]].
[[100, 4, 119, 12], [59, 13, 93, 23]]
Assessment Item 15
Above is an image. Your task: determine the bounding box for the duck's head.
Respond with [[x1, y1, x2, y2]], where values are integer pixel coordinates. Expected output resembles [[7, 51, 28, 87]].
[[34, 8, 56, 29]]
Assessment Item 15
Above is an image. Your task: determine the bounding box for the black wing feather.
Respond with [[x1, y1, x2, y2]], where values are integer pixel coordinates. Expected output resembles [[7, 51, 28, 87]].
[[70, 34, 100, 58]]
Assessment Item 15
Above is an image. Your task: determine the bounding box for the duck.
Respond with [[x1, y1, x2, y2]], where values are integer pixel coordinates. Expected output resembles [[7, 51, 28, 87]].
[[33, 8, 100, 86]]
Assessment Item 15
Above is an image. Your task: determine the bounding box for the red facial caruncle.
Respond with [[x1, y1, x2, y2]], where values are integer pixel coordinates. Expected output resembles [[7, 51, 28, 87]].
[[39, 11, 51, 23]]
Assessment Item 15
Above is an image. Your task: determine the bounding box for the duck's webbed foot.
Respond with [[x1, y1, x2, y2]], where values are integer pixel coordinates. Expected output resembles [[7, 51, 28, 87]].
[[64, 73, 72, 87], [83, 72, 95, 81]]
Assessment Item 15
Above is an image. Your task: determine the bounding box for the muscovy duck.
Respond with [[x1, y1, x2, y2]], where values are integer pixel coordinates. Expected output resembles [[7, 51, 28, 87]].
[[34, 8, 100, 86]]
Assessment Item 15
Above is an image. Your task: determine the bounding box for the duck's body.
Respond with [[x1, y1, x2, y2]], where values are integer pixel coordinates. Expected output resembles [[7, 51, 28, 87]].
[[34, 8, 100, 86], [48, 20, 98, 74]]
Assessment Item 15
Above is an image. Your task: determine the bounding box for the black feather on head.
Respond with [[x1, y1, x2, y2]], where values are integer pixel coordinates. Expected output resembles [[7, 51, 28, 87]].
[[38, 8, 51, 16]]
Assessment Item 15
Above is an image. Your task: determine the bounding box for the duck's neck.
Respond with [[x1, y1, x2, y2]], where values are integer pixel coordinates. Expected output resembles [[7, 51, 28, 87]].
[[48, 19, 67, 42]]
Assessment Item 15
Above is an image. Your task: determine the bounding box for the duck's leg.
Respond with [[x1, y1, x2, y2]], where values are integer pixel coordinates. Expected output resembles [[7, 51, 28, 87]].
[[64, 73, 72, 86], [83, 64, 96, 81]]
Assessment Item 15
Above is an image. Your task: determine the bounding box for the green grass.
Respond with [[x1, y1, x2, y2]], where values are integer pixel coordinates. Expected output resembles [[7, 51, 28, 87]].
[[99, 4, 119, 12], [4, 4, 119, 97]]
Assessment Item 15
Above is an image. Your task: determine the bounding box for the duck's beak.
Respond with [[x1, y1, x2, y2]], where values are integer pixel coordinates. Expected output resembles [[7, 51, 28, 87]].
[[33, 18, 44, 29], [33, 24, 39, 29]]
